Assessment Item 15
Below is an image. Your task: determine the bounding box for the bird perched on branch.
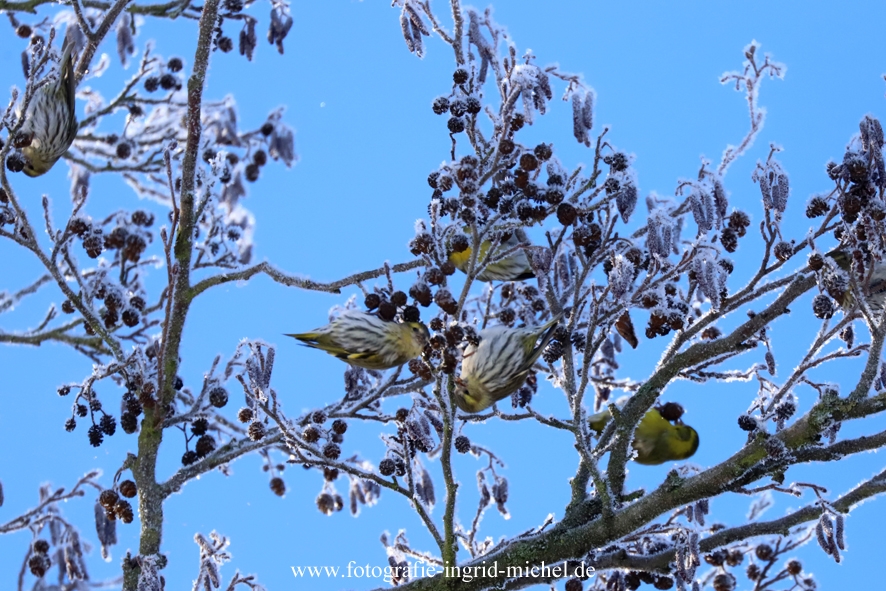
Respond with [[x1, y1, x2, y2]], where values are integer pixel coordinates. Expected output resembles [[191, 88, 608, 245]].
[[588, 403, 699, 465], [825, 248, 886, 314], [454, 314, 561, 413], [18, 39, 78, 177], [286, 310, 429, 370], [448, 228, 535, 282]]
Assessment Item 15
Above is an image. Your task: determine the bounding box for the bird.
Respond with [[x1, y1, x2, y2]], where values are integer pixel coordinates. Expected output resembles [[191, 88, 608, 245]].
[[286, 310, 429, 370], [19, 39, 78, 177], [588, 405, 699, 465], [448, 228, 535, 282], [826, 248, 886, 314], [454, 314, 561, 413]]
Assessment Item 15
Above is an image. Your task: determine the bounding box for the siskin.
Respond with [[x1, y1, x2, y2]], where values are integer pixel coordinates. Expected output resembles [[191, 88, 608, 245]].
[[826, 249, 886, 314], [448, 228, 535, 282], [18, 39, 78, 177], [588, 406, 699, 465], [286, 310, 429, 370], [454, 314, 561, 413]]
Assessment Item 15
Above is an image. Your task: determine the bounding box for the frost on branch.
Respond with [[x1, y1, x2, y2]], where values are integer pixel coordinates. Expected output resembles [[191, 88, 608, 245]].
[[506, 61, 553, 125], [0, 473, 112, 585], [753, 152, 790, 220], [718, 41, 786, 175], [6, 0, 886, 588], [692, 254, 728, 310], [608, 254, 635, 301], [135, 554, 161, 591], [191, 532, 265, 590], [646, 204, 678, 260], [268, 2, 294, 55], [689, 186, 715, 235], [399, 1, 430, 58], [116, 13, 136, 67], [572, 88, 594, 146]]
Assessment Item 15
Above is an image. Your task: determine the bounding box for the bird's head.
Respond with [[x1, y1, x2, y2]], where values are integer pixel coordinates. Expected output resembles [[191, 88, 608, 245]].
[[401, 321, 430, 357], [452, 377, 486, 413], [21, 151, 52, 178], [407, 321, 429, 340], [23, 162, 46, 177], [448, 245, 473, 273]]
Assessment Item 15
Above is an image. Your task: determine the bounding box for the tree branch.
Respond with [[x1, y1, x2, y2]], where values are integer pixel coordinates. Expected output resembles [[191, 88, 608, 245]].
[[129, 0, 220, 585], [628, 467, 886, 575], [188, 258, 426, 300]]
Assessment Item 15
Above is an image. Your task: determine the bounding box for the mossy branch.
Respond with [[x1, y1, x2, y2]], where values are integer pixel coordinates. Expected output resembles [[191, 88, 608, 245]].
[[0, 0, 195, 18], [127, 0, 219, 586]]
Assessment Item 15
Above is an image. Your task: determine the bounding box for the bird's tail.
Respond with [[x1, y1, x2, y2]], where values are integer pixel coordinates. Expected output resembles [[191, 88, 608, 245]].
[[530, 313, 563, 363], [59, 35, 77, 129], [539, 313, 563, 335], [283, 332, 315, 343], [60, 35, 75, 65]]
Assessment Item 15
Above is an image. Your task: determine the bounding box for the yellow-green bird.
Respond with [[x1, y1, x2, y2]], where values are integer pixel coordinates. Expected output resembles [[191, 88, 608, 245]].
[[826, 249, 886, 314], [454, 315, 561, 413], [448, 228, 535, 282], [19, 39, 78, 177], [588, 406, 699, 465], [286, 310, 429, 370]]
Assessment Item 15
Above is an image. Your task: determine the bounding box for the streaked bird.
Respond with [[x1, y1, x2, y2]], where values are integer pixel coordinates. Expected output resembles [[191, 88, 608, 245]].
[[19, 39, 78, 177], [286, 310, 429, 370], [826, 248, 886, 314], [588, 406, 699, 465], [449, 228, 535, 282], [454, 314, 561, 413]]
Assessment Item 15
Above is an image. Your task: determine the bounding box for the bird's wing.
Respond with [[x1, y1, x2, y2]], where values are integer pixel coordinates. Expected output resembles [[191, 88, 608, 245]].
[[588, 409, 612, 433], [630, 411, 670, 464], [343, 351, 378, 362], [512, 270, 536, 281], [825, 248, 850, 271], [513, 228, 531, 244]]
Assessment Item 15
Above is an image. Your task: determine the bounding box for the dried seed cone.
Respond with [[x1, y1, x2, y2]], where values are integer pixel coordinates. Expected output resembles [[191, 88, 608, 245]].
[[269, 477, 286, 496], [119, 480, 138, 498], [99, 489, 119, 510]]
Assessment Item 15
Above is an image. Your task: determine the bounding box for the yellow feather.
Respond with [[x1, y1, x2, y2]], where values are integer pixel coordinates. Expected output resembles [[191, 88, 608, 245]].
[[588, 407, 699, 465], [448, 229, 535, 282]]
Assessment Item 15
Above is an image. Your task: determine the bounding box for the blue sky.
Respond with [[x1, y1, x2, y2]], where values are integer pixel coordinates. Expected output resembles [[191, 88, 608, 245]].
[[2, 1, 886, 589]]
